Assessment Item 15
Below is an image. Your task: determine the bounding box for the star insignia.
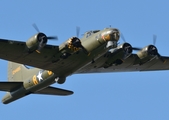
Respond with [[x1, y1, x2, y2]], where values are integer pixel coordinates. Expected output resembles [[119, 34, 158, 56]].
[[37, 72, 43, 82]]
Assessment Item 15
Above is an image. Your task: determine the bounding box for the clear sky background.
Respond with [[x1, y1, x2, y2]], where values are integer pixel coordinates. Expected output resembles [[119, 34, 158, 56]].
[[0, 0, 169, 120]]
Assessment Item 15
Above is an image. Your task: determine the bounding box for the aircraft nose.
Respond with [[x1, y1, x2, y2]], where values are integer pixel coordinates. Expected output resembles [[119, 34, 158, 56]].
[[110, 29, 120, 41], [102, 28, 120, 41]]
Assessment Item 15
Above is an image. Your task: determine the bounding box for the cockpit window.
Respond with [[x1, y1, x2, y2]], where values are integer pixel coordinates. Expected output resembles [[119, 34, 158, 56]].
[[86, 31, 92, 38], [93, 30, 100, 33], [85, 30, 100, 38]]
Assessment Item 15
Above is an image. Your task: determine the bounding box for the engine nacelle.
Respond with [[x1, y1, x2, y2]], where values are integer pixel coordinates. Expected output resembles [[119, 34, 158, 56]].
[[103, 43, 132, 67], [26, 33, 48, 53], [116, 43, 133, 59], [136, 45, 158, 65], [66, 37, 82, 52], [59, 37, 85, 59]]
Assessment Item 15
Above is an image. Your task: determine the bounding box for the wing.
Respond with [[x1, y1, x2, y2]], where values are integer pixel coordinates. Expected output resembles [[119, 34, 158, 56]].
[[34, 86, 73, 96], [0, 38, 60, 70], [0, 82, 23, 92], [1, 38, 169, 74], [76, 54, 169, 73]]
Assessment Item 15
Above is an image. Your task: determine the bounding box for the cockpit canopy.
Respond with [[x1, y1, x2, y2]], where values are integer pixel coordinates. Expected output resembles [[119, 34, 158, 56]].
[[84, 30, 100, 38]]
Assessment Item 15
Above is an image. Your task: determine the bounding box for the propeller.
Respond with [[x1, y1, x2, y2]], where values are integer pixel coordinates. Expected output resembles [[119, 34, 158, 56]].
[[74, 26, 89, 55], [76, 26, 80, 38], [120, 33, 141, 51], [32, 23, 58, 53], [151, 35, 166, 63], [153, 34, 157, 45], [121, 33, 165, 63], [32, 23, 58, 40], [120, 33, 126, 43]]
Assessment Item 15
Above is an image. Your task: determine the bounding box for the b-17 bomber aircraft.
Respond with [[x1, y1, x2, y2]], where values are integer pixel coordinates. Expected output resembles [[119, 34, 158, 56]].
[[0, 26, 169, 104]]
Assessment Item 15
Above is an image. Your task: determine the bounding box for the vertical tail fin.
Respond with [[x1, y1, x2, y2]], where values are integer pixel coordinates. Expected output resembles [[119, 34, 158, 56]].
[[8, 62, 27, 81], [8, 62, 39, 82]]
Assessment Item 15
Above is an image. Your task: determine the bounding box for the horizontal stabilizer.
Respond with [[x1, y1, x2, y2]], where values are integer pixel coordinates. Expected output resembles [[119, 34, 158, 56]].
[[0, 82, 23, 92], [34, 86, 73, 96]]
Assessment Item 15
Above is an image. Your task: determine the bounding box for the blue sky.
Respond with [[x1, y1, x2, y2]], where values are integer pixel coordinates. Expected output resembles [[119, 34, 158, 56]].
[[0, 0, 169, 120]]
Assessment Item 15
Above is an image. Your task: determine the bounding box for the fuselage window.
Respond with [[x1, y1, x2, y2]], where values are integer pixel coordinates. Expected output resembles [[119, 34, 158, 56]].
[[86, 32, 92, 38]]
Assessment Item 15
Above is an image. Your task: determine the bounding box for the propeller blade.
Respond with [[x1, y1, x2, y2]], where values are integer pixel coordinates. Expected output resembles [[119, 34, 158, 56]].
[[132, 47, 142, 51], [47, 36, 58, 40], [32, 24, 58, 40], [36, 39, 44, 53], [153, 34, 157, 45], [120, 33, 142, 51], [32, 23, 40, 33], [76, 26, 80, 38], [120, 33, 126, 43]]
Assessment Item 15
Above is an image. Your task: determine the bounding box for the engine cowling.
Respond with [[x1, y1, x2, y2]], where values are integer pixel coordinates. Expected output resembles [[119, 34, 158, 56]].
[[66, 37, 82, 52], [117, 43, 133, 59], [59, 37, 85, 59], [103, 43, 132, 67], [26, 33, 47, 53], [136, 45, 158, 64]]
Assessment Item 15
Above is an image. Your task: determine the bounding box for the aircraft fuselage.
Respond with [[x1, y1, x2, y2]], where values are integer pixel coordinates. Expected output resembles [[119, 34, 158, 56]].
[[2, 28, 120, 104]]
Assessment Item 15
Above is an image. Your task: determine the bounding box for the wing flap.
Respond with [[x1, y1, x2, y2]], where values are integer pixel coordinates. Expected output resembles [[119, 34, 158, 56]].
[[34, 86, 73, 96], [0, 82, 23, 92], [76, 54, 169, 73]]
